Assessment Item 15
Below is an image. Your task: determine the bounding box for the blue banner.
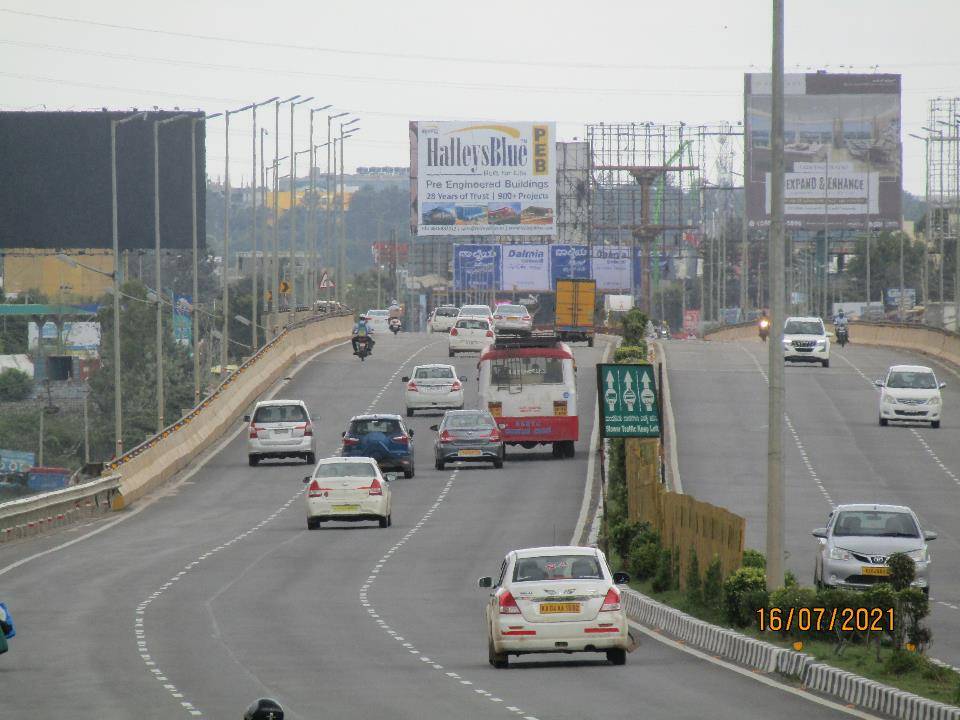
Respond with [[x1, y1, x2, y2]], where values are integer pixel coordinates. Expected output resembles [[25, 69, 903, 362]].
[[550, 245, 591, 288], [0, 449, 35, 473], [453, 244, 502, 291], [172, 294, 193, 346]]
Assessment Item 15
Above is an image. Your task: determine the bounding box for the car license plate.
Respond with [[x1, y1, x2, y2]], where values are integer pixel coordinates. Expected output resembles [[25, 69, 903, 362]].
[[861, 566, 890, 576], [332, 504, 360, 512], [274, 429, 290, 436], [508, 316, 520, 321], [424, 386, 446, 393], [458, 449, 482, 456], [540, 602, 580, 614]]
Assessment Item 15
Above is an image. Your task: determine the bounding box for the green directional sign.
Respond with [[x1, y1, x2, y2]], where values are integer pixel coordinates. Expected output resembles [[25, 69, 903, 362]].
[[596, 363, 661, 438]]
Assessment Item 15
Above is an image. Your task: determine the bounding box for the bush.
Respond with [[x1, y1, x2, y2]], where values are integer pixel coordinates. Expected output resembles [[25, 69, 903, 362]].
[[742, 549, 766, 570], [768, 585, 818, 638], [614, 344, 648, 363], [652, 547, 674, 593], [702, 555, 724, 611], [621, 308, 649, 345], [886, 649, 921, 676], [686, 547, 701, 605], [627, 527, 662, 581], [0, 368, 32, 401], [608, 519, 648, 560], [724, 566, 768, 626], [887, 552, 916, 591]]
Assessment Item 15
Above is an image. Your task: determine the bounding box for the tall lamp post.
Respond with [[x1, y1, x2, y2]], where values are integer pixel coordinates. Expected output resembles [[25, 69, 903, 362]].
[[327, 112, 349, 298], [272, 96, 301, 335], [338, 119, 360, 303], [307, 105, 332, 309], [287, 96, 315, 314], [249, 97, 279, 353]]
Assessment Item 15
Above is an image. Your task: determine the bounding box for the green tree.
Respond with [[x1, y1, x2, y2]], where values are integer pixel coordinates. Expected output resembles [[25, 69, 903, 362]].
[[0, 368, 32, 401], [844, 232, 926, 302]]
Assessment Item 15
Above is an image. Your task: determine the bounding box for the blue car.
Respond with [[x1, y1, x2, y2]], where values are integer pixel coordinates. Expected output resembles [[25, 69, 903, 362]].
[[341, 414, 415, 478]]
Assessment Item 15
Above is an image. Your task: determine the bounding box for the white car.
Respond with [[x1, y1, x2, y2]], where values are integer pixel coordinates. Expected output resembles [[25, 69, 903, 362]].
[[365, 309, 391, 334], [449, 317, 494, 356], [876, 364, 945, 428], [492, 304, 533, 335], [479, 546, 631, 668], [458, 304, 494, 325], [245, 400, 317, 466], [303, 457, 393, 529], [403, 364, 466, 416], [429, 306, 460, 333], [783, 316, 830, 367]]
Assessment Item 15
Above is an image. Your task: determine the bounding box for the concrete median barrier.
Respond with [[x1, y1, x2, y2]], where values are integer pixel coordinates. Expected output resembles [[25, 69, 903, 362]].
[[107, 313, 353, 509], [0, 476, 120, 544]]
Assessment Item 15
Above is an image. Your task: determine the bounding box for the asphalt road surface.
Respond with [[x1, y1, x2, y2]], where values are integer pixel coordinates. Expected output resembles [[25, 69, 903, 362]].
[[1, 332, 854, 719], [665, 337, 960, 668]]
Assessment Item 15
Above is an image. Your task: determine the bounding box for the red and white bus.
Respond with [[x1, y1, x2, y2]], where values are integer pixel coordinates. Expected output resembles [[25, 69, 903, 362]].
[[478, 335, 578, 458]]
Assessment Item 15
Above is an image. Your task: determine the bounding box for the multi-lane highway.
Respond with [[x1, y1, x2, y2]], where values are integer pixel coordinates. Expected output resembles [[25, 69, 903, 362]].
[[666, 337, 960, 667], [0, 331, 861, 719]]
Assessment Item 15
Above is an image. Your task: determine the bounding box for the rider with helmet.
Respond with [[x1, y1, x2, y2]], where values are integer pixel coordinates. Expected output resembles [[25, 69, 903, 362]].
[[352, 314, 375, 356]]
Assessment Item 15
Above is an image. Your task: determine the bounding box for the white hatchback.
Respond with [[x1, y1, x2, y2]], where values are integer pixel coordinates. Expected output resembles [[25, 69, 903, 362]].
[[365, 309, 391, 334], [449, 317, 494, 356], [403, 364, 466, 416], [876, 364, 945, 428], [303, 457, 393, 529], [479, 546, 632, 668]]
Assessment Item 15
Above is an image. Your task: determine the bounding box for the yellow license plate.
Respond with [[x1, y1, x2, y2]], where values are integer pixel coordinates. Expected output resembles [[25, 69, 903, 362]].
[[861, 566, 890, 576], [332, 504, 360, 512], [458, 449, 482, 456], [539, 602, 581, 614]]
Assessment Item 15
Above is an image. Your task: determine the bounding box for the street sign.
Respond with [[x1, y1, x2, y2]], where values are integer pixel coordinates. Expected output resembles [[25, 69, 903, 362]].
[[319, 271, 335, 288], [279, 280, 291, 294], [596, 363, 661, 438]]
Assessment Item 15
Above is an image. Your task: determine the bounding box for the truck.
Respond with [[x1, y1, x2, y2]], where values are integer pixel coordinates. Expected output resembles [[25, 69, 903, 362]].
[[555, 278, 596, 347]]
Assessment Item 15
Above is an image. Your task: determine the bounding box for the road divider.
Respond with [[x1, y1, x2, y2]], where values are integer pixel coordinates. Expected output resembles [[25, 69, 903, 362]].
[[0, 475, 119, 543]]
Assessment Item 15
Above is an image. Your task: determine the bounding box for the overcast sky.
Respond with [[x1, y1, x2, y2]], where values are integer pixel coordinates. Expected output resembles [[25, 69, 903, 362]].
[[2, 1, 958, 195]]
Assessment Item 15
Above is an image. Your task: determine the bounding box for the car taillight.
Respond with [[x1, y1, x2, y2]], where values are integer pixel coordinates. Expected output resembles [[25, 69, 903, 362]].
[[485, 330, 494, 338], [487, 316, 493, 324], [499, 591, 521, 615], [407, 381, 418, 392], [368, 477, 383, 496], [304, 422, 313, 436], [450, 328, 459, 336], [249, 424, 260, 439], [308, 480, 323, 498], [600, 587, 621, 612], [342, 436, 360, 446], [392, 435, 409, 445], [439, 429, 453, 443], [487, 429, 501, 442], [494, 314, 503, 320], [451, 380, 462, 391]]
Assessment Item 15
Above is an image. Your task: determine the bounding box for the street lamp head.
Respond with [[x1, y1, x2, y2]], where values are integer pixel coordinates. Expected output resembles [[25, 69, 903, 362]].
[[313, 104, 333, 112], [279, 94, 301, 104], [234, 314, 251, 326], [330, 112, 349, 120], [56, 253, 79, 268], [293, 96, 315, 107], [343, 118, 360, 127]]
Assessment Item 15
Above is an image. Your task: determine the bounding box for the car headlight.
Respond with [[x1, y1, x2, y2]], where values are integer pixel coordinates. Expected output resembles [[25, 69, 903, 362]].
[[928, 396, 941, 406], [828, 546, 852, 561], [882, 394, 895, 405], [907, 547, 929, 562], [816, 341, 827, 349]]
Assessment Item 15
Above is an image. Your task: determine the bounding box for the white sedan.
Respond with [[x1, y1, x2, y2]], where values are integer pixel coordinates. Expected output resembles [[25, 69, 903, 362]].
[[303, 457, 393, 529], [429, 306, 460, 333], [449, 317, 494, 356], [365, 309, 391, 334], [403, 364, 465, 416], [479, 546, 632, 668], [492, 304, 533, 335]]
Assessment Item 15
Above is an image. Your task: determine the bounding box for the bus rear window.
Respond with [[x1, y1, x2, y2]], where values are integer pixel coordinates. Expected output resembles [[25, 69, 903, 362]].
[[490, 357, 564, 385]]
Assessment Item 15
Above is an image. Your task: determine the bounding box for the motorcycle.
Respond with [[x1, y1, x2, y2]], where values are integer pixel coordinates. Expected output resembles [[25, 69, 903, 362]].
[[758, 317, 770, 342], [355, 336, 372, 362], [0, 602, 15, 655], [389, 317, 402, 335], [836, 325, 849, 348]]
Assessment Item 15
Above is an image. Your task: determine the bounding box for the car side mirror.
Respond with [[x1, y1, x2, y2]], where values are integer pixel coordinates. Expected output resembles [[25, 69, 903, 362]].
[[459, 375, 467, 382], [812, 528, 828, 539], [243, 414, 251, 422], [873, 380, 884, 388], [924, 530, 938, 541], [401, 376, 410, 383], [612, 571, 630, 585], [302, 476, 311, 484], [408, 429, 414, 437], [385, 472, 398, 483], [939, 382, 947, 389], [478, 576, 493, 588], [429, 424, 439, 431]]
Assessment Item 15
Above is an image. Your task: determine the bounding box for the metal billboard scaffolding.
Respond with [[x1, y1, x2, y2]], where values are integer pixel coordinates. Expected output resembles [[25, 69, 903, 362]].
[[923, 98, 960, 326]]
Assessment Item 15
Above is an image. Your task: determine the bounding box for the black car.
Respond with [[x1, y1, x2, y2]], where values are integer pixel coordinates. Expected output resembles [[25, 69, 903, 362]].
[[432, 410, 505, 470]]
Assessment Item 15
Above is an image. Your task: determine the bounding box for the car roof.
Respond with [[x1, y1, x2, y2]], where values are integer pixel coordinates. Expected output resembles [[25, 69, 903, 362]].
[[512, 545, 599, 559], [443, 409, 491, 415], [349, 413, 403, 421], [315, 456, 378, 466], [786, 316, 822, 322], [461, 305, 490, 310], [887, 364, 934, 374], [834, 503, 914, 514], [413, 363, 456, 369], [254, 399, 305, 407]]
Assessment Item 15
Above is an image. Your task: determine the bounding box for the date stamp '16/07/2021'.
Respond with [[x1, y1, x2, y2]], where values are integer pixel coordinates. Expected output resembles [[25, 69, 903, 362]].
[[756, 606, 895, 633]]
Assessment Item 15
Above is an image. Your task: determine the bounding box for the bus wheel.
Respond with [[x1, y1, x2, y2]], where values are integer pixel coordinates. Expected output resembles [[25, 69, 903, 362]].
[[564, 441, 576, 458]]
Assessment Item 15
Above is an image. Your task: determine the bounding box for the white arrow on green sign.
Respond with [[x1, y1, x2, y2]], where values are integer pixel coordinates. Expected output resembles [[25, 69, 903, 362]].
[[596, 363, 660, 438]]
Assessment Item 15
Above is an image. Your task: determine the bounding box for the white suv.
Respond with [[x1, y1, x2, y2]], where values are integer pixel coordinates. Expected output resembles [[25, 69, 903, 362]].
[[876, 364, 945, 428], [245, 400, 317, 466], [783, 316, 830, 368]]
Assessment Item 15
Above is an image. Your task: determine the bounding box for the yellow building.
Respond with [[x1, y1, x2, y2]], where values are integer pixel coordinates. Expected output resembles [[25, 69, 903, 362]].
[[2, 249, 114, 301]]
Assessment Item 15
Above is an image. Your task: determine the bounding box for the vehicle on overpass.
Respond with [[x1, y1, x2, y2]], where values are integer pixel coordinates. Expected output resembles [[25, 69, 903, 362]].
[[875, 364, 945, 428], [245, 400, 317, 466], [478, 545, 631, 668], [555, 278, 596, 346], [783, 316, 831, 367], [402, 364, 466, 416], [341, 414, 415, 478], [812, 504, 937, 594], [303, 457, 393, 529], [431, 409, 505, 470], [478, 334, 578, 458]]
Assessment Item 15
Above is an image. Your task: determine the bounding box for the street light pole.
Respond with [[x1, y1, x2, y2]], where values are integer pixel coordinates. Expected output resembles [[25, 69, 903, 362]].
[[272, 96, 300, 336], [111, 111, 147, 458], [327, 112, 349, 299], [308, 105, 332, 310], [247, 98, 279, 353], [338, 119, 360, 304], [287, 97, 315, 315]]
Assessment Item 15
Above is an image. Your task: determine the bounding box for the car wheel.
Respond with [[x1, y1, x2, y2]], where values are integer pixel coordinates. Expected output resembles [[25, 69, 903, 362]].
[[821, 359, 830, 368], [879, 416, 889, 427], [932, 421, 941, 429], [606, 648, 627, 665], [307, 517, 321, 530], [378, 516, 389, 528], [248, 455, 259, 467], [387, 514, 392, 527], [448, 350, 455, 358], [435, 458, 445, 471], [406, 408, 414, 417], [404, 467, 414, 479], [488, 637, 509, 669], [493, 457, 503, 469], [587, 336, 595, 348], [305, 453, 316, 465]]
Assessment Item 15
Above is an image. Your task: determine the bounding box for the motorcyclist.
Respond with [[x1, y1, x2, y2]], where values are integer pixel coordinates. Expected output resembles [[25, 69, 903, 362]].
[[833, 309, 848, 329], [352, 315, 375, 356], [758, 311, 771, 341], [244, 698, 284, 720]]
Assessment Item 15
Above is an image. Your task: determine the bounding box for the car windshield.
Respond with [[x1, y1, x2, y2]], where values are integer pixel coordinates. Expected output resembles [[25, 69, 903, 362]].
[[415, 366, 454, 380], [435, 307, 459, 317], [833, 511, 920, 538], [314, 463, 377, 479], [491, 356, 564, 385], [784, 320, 824, 335], [497, 305, 524, 314], [253, 404, 307, 423], [513, 555, 603, 582], [349, 418, 402, 435], [457, 319, 488, 330], [886, 371, 937, 389], [443, 413, 495, 429], [461, 306, 490, 315]]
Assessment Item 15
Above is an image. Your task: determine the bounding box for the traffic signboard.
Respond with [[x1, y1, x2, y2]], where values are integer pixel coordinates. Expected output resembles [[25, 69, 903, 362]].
[[596, 363, 661, 438]]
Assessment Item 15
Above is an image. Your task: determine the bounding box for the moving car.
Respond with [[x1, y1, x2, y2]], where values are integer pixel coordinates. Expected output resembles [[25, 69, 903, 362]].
[[458, 304, 494, 324], [403, 364, 465, 416], [428, 306, 460, 333], [479, 546, 631, 668], [365, 309, 391, 334], [813, 504, 937, 594], [432, 409, 505, 469], [876, 364, 945, 428], [245, 400, 317, 466], [303, 457, 393, 529], [448, 317, 494, 356], [783, 316, 830, 367], [492, 304, 533, 335], [341, 414, 415, 478]]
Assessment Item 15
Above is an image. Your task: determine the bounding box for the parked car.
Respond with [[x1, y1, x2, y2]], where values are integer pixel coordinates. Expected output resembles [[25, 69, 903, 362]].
[[341, 414, 415, 478], [403, 364, 465, 416], [428, 306, 460, 333], [303, 457, 393, 529], [449, 317, 494, 357], [245, 400, 317, 466], [492, 304, 533, 335], [876, 364, 945, 428], [432, 409, 505, 470], [813, 504, 937, 594]]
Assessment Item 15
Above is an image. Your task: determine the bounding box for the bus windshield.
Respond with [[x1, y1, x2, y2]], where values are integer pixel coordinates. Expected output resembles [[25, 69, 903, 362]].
[[490, 356, 564, 386]]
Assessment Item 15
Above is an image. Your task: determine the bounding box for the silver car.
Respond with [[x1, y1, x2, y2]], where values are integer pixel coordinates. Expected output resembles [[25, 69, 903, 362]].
[[813, 504, 937, 593], [245, 400, 317, 466]]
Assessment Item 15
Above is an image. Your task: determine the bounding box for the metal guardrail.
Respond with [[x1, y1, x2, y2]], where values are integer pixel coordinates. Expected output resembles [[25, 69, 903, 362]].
[[0, 475, 121, 542]]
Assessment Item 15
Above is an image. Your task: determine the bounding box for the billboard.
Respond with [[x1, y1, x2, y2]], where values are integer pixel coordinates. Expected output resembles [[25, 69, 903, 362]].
[[28, 321, 101, 356], [173, 294, 192, 346], [411, 121, 556, 236], [745, 73, 901, 230], [452, 244, 501, 291], [550, 245, 591, 288], [502, 244, 550, 291], [0, 111, 206, 249], [591, 246, 633, 291]]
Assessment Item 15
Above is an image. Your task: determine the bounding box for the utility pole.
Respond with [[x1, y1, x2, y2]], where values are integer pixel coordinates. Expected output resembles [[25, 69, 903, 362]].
[[766, 0, 786, 591]]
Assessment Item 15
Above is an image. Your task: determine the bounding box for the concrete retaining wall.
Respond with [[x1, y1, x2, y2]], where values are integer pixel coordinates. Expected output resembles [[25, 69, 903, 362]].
[[107, 314, 353, 508], [0, 476, 120, 544]]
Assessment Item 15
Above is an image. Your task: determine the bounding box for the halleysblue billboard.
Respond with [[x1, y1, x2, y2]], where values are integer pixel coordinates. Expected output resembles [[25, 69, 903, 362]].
[[453, 244, 502, 290], [550, 244, 591, 288]]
